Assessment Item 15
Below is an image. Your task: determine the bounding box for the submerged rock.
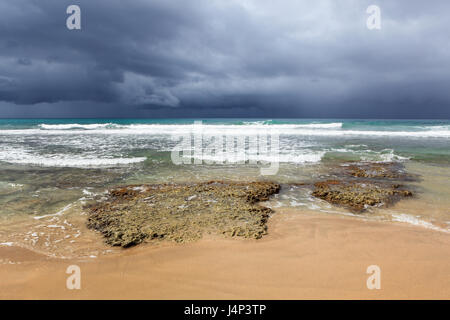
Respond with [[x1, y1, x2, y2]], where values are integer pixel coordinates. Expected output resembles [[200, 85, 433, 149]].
[[312, 179, 412, 212], [311, 162, 413, 212], [86, 181, 280, 247], [345, 162, 405, 179]]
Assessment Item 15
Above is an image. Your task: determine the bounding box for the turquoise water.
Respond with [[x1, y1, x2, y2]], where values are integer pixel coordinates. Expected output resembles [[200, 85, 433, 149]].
[[0, 118, 449, 257], [0, 118, 448, 165], [1, 118, 450, 133], [0, 117, 448, 217]]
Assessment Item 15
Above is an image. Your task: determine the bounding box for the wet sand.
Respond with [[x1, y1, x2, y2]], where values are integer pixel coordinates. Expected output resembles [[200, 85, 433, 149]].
[[0, 209, 449, 299]]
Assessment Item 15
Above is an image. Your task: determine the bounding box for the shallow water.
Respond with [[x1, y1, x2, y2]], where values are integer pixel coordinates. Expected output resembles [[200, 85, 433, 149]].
[[0, 119, 449, 258]]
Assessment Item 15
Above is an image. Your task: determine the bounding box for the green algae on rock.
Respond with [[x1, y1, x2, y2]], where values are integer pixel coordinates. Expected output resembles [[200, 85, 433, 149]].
[[345, 162, 407, 179], [312, 179, 412, 212], [310, 162, 414, 212], [85, 181, 280, 247]]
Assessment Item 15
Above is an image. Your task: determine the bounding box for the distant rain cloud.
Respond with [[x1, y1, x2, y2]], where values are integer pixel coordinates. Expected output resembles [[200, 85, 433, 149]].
[[0, 0, 449, 118]]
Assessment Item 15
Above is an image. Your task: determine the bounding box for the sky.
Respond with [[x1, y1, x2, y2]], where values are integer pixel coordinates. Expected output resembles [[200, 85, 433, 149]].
[[0, 0, 449, 119]]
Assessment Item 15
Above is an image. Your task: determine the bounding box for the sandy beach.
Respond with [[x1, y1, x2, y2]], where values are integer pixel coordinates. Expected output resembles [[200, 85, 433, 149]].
[[2, 0, 450, 305], [1, 209, 449, 300]]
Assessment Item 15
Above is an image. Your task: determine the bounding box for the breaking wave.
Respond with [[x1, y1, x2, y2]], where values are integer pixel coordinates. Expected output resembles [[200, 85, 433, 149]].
[[0, 122, 448, 138], [392, 214, 449, 233], [0, 148, 146, 167]]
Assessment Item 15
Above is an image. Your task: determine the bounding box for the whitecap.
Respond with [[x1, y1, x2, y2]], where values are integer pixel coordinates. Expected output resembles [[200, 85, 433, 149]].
[[34, 203, 73, 220], [392, 214, 449, 233], [0, 147, 146, 168], [0, 123, 450, 138]]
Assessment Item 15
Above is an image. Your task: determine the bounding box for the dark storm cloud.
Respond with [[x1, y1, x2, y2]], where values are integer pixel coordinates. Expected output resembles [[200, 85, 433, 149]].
[[0, 0, 449, 118]]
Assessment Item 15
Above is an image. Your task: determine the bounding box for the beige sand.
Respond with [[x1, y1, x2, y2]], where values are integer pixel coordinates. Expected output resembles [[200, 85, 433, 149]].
[[1, 209, 449, 299]]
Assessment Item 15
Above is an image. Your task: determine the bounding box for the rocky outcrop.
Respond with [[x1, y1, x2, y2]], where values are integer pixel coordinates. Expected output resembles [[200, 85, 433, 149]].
[[312, 179, 412, 212], [345, 163, 404, 179], [86, 181, 280, 247], [311, 162, 413, 212]]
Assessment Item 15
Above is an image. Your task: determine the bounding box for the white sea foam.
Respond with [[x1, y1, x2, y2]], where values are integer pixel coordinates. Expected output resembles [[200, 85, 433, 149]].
[[34, 203, 73, 220], [1, 123, 449, 138], [0, 121, 445, 169], [344, 144, 368, 148], [191, 150, 325, 164], [241, 122, 343, 129], [421, 125, 450, 131], [0, 182, 24, 190], [82, 189, 94, 196], [0, 148, 146, 167], [360, 149, 410, 162], [392, 214, 449, 233], [294, 122, 343, 129], [38, 123, 120, 130], [326, 147, 409, 162], [46, 224, 66, 230]]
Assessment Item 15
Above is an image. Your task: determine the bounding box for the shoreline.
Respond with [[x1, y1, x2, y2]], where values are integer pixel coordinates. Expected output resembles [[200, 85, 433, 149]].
[[1, 208, 449, 299]]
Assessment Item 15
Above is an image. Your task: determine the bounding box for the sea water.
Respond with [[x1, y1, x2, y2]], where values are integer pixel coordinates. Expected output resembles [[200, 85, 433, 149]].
[[0, 118, 449, 257]]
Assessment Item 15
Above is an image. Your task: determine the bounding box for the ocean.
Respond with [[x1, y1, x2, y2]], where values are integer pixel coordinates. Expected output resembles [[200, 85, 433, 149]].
[[0, 118, 449, 257], [1, 118, 449, 165]]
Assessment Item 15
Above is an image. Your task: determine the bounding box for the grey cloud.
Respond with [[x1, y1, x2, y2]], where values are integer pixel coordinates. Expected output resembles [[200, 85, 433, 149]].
[[0, 0, 449, 118]]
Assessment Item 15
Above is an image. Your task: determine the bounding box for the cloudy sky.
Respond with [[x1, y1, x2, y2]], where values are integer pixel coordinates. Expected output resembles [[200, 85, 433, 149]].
[[0, 0, 449, 118]]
